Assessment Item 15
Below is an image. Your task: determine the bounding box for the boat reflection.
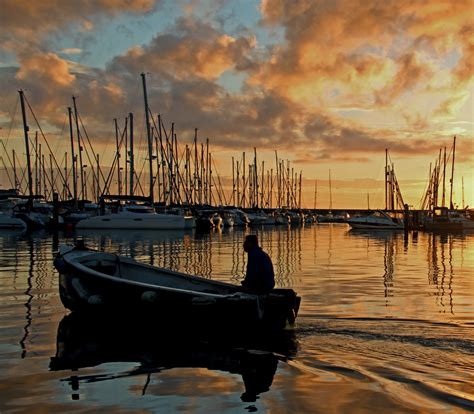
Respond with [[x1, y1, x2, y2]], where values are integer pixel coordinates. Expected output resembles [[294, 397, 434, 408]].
[[50, 313, 298, 403]]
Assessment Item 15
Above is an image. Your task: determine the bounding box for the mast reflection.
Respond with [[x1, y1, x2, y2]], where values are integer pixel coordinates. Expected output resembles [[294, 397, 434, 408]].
[[75, 227, 302, 289], [427, 233, 455, 314]]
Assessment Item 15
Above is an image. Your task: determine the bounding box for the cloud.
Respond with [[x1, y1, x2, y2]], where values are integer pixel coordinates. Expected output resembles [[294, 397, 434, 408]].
[[1, 3, 472, 174], [0, 0, 159, 52], [59, 48, 83, 55], [375, 52, 433, 106], [16, 53, 76, 86], [108, 16, 256, 81], [257, 0, 474, 121]]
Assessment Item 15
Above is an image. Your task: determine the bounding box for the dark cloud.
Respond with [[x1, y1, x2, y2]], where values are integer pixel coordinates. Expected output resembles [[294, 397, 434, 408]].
[[0, 0, 159, 51]]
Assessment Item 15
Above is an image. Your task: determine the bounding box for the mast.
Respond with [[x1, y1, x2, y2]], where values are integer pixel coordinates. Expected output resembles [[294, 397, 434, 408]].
[[442, 146, 447, 208], [194, 128, 198, 205], [114, 118, 122, 196], [236, 160, 240, 207], [253, 147, 258, 208], [242, 152, 246, 208], [206, 138, 210, 205], [72, 96, 85, 202], [34, 132, 39, 196], [67, 107, 78, 208], [159, 115, 166, 205], [231, 156, 235, 206], [141, 73, 154, 207], [298, 171, 302, 209], [129, 112, 134, 197], [449, 136, 456, 209], [275, 151, 279, 209], [12, 149, 18, 190], [18, 90, 34, 200], [96, 154, 100, 202], [64, 152, 68, 200], [313, 180, 317, 210], [329, 169, 332, 212], [384, 149, 388, 210], [49, 153, 54, 197]]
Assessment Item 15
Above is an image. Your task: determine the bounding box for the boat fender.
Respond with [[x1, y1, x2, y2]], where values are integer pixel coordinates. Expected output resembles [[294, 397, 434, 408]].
[[88, 295, 103, 305], [141, 291, 159, 303], [71, 278, 102, 305], [192, 297, 217, 306]]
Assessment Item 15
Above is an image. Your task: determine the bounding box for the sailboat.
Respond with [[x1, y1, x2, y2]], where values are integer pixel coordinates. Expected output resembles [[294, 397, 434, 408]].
[[316, 170, 349, 223]]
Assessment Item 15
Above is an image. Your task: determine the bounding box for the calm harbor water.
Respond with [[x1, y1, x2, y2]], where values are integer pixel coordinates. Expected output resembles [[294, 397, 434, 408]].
[[0, 224, 473, 413]]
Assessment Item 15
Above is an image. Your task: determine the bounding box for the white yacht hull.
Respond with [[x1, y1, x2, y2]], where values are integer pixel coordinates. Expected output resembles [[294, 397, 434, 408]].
[[76, 213, 186, 230]]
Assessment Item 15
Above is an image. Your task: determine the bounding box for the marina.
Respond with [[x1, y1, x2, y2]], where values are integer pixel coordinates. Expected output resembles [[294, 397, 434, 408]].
[[0, 225, 473, 412], [1, 1, 473, 412]]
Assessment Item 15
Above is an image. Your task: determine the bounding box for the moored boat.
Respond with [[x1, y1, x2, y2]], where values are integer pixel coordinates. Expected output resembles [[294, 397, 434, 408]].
[[75, 204, 187, 230], [423, 207, 474, 231], [0, 211, 27, 230], [54, 244, 301, 332], [347, 210, 405, 230]]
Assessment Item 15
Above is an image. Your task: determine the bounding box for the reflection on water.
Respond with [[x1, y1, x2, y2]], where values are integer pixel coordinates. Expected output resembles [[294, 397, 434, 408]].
[[50, 313, 297, 404], [76, 226, 306, 287], [0, 226, 473, 412]]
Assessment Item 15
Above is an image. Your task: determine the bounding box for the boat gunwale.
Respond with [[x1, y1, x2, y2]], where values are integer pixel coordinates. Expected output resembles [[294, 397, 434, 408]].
[[62, 250, 253, 300]]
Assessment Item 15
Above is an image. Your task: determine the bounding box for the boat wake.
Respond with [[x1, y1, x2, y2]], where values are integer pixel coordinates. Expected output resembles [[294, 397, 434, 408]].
[[287, 317, 474, 412]]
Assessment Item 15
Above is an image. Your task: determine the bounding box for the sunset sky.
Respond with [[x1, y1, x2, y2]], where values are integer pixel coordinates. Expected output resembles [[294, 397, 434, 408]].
[[0, 0, 472, 209]]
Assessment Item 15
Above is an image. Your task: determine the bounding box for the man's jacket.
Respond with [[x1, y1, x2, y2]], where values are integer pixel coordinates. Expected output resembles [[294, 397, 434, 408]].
[[242, 246, 275, 294]]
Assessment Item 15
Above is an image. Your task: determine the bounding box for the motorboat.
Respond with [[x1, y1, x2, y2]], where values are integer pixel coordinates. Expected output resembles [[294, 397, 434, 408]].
[[222, 212, 235, 227], [286, 211, 304, 225], [227, 209, 250, 226], [54, 243, 301, 332], [317, 211, 350, 223], [347, 210, 405, 230], [274, 211, 290, 225], [0, 211, 27, 230], [424, 208, 474, 231], [247, 210, 273, 226], [75, 204, 187, 230]]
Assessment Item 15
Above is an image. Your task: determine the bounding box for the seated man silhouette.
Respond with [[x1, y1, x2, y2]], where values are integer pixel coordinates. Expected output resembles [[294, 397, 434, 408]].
[[241, 235, 275, 294]]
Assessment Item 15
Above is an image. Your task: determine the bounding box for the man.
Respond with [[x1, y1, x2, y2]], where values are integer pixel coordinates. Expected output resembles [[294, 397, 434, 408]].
[[241, 235, 275, 294]]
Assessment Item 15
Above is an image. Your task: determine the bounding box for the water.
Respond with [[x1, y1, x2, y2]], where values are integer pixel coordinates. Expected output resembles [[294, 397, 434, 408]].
[[0, 225, 473, 413]]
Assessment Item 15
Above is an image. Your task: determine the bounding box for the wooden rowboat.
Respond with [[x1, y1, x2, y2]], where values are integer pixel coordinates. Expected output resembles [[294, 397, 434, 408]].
[[54, 243, 301, 332]]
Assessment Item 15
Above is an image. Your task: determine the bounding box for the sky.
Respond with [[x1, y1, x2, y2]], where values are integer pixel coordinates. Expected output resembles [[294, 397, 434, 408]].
[[0, 0, 472, 209]]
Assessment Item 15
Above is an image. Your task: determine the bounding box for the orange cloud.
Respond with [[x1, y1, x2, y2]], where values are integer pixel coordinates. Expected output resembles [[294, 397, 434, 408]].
[[16, 53, 75, 86], [375, 52, 433, 106], [257, 0, 473, 123], [0, 4, 471, 176]]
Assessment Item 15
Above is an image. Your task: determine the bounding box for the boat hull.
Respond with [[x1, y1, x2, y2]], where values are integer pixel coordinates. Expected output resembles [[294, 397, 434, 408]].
[[348, 222, 404, 230], [76, 214, 186, 229], [0, 212, 27, 229], [54, 247, 301, 332]]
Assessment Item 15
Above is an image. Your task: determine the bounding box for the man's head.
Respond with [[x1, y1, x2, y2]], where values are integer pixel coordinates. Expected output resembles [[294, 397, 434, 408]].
[[243, 234, 259, 252]]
